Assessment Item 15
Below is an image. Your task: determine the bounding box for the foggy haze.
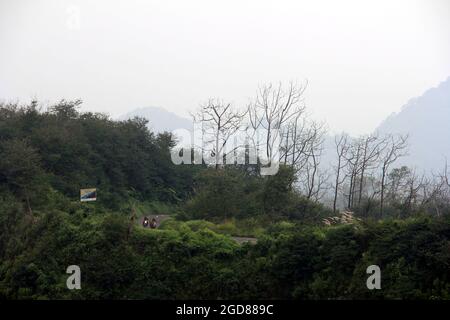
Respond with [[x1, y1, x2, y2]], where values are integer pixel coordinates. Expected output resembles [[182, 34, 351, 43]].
[[1, 0, 450, 135]]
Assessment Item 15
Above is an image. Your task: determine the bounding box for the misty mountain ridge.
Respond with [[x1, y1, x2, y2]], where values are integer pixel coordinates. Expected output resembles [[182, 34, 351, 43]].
[[121, 76, 450, 173], [118, 106, 192, 133], [376, 76, 450, 171]]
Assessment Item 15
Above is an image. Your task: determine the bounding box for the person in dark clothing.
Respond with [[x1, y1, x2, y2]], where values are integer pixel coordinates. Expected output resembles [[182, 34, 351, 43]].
[[143, 216, 149, 228], [150, 218, 157, 229]]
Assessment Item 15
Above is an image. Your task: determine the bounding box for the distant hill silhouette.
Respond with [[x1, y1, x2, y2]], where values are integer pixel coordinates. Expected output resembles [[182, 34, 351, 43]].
[[120, 79, 450, 173], [118, 107, 192, 133], [376, 76, 450, 171]]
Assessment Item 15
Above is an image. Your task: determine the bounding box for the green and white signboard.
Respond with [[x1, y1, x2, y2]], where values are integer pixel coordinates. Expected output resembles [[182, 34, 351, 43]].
[[80, 188, 97, 202]]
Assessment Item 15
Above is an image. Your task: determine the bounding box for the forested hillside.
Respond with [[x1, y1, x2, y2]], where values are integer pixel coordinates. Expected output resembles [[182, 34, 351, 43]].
[[1, 100, 450, 300], [0, 100, 199, 210]]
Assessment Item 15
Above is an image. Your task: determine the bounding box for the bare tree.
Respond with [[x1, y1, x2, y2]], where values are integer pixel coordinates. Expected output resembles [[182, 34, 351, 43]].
[[302, 143, 329, 202], [357, 134, 385, 205], [193, 99, 245, 169], [332, 133, 350, 212], [286, 119, 326, 171], [247, 81, 307, 162], [379, 134, 408, 217], [193, 99, 246, 169], [345, 138, 362, 209], [422, 162, 450, 216], [403, 169, 425, 216]]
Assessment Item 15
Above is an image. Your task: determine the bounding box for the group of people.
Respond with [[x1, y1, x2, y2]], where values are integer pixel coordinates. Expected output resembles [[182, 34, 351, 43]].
[[142, 216, 157, 229]]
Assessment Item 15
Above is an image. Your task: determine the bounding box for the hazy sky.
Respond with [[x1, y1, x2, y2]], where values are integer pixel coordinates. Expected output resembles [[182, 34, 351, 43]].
[[1, 0, 449, 135]]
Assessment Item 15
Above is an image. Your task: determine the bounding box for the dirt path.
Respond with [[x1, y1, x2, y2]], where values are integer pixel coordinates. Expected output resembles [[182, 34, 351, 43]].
[[231, 236, 258, 245], [138, 216, 257, 245]]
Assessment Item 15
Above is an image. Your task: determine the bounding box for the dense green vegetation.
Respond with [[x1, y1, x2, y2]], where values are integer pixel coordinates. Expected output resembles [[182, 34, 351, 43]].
[[0, 100, 200, 210], [2, 202, 450, 299], [1, 101, 450, 300]]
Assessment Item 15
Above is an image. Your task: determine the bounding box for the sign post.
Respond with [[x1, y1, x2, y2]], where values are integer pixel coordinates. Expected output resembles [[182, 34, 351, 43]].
[[80, 188, 97, 202]]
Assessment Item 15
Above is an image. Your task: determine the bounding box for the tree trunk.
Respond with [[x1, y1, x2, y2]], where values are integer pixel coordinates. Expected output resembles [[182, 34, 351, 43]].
[[333, 158, 341, 213]]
